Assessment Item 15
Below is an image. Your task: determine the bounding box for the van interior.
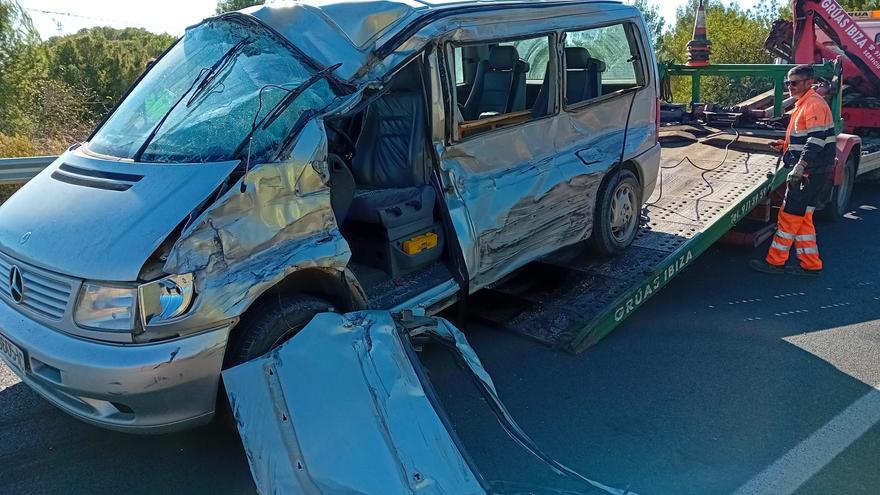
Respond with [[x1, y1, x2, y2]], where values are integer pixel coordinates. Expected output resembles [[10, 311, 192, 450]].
[[322, 29, 634, 307], [325, 61, 455, 309]]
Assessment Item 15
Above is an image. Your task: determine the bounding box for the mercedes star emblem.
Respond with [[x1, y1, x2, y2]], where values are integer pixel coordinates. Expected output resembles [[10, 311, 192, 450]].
[[9, 266, 23, 304]]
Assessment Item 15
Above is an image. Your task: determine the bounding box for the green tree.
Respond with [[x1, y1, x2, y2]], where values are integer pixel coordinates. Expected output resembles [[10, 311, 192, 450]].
[[0, 1, 47, 135], [216, 0, 264, 14], [627, 0, 665, 53], [839, 0, 880, 9], [660, 0, 785, 105], [44, 27, 175, 116]]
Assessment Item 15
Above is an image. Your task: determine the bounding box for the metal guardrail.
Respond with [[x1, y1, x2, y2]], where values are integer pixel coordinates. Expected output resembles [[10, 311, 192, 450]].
[[0, 156, 57, 185]]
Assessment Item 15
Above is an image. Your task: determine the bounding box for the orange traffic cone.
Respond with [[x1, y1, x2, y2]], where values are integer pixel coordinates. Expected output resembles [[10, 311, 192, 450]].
[[687, 0, 712, 66]]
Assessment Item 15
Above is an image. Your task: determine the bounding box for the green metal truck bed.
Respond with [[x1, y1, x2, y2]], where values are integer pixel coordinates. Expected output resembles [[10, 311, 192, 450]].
[[469, 128, 788, 353]]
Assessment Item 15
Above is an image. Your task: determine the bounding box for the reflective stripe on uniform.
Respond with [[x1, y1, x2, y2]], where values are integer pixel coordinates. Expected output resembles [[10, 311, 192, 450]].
[[807, 137, 826, 147], [771, 241, 790, 251], [797, 247, 820, 255], [776, 230, 796, 240], [806, 207, 816, 213], [790, 124, 833, 136], [796, 234, 817, 242]]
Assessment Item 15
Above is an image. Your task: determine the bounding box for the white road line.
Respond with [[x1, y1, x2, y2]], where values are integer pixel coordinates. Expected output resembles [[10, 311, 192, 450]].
[[731, 384, 880, 495]]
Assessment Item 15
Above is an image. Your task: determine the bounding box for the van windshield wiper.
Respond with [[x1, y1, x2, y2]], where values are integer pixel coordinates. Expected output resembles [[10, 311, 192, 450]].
[[133, 38, 252, 162], [260, 62, 343, 131], [233, 62, 343, 158], [186, 37, 252, 108]]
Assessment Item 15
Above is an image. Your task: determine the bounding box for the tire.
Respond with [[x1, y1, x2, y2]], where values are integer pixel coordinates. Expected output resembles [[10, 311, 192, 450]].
[[818, 153, 856, 222], [589, 169, 642, 256], [219, 293, 332, 430], [225, 293, 333, 367]]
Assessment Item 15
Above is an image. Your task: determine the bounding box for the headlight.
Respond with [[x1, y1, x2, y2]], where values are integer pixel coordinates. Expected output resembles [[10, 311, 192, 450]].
[[138, 274, 194, 327], [74, 283, 137, 331]]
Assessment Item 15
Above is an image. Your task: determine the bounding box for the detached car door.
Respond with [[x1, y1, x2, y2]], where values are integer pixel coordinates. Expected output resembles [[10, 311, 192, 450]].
[[224, 310, 633, 495], [223, 311, 487, 494]]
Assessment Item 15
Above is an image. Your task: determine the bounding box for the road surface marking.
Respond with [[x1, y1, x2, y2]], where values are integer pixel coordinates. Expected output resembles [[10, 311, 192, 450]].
[[773, 292, 805, 299], [731, 384, 880, 495], [819, 302, 852, 310], [773, 309, 809, 317]]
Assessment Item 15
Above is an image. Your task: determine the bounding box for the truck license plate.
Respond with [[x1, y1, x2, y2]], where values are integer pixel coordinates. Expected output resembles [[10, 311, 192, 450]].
[[0, 331, 26, 373]]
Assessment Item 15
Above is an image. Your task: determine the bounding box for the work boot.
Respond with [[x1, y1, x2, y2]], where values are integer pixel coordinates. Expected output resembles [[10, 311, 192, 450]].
[[786, 266, 822, 277], [749, 259, 785, 275]]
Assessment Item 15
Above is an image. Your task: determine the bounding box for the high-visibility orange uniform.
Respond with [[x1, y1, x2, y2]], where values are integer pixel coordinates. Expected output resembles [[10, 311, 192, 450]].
[[766, 88, 835, 271]]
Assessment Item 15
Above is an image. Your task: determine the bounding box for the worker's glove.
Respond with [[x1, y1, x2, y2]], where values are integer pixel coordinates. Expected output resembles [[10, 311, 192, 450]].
[[788, 162, 806, 185], [770, 139, 785, 153]]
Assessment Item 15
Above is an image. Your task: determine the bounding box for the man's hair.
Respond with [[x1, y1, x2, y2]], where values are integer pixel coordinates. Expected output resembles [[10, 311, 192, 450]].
[[789, 64, 815, 80]]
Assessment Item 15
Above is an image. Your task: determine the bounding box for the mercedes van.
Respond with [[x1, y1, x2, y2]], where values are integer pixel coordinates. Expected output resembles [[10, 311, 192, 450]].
[[0, 0, 660, 433]]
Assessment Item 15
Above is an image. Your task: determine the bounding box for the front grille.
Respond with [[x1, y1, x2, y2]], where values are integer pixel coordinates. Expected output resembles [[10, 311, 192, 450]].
[[0, 254, 73, 320]]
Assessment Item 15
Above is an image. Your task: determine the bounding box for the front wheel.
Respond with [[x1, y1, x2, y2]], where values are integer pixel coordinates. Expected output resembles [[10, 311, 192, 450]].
[[219, 293, 332, 430], [225, 293, 333, 367], [589, 169, 642, 256], [819, 153, 856, 222]]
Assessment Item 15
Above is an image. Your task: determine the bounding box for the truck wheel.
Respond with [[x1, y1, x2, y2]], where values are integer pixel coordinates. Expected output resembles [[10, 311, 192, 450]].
[[225, 293, 333, 367], [819, 153, 856, 222], [589, 169, 642, 256]]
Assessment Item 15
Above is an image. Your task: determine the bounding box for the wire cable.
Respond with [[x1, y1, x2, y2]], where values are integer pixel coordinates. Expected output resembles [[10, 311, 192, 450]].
[[644, 124, 743, 223]]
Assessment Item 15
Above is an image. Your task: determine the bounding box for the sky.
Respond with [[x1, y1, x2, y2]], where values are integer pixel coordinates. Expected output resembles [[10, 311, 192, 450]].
[[18, 0, 762, 40]]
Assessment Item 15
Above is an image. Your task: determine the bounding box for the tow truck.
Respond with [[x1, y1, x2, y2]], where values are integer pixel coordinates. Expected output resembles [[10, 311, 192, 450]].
[[470, 0, 879, 354]]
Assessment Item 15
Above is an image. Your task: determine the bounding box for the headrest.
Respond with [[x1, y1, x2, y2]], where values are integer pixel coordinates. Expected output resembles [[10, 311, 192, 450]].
[[565, 47, 593, 69], [387, 62, 422, 91], [565, 47, 606, 72], [489, 45, 520, 71]]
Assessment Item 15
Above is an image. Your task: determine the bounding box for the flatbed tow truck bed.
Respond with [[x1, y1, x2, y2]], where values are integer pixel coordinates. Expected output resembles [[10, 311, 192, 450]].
[[470, 126, 788, 353]]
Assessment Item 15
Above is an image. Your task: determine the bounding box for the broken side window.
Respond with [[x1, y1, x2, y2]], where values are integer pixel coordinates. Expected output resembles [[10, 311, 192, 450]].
[[564, 23, 645, 107]]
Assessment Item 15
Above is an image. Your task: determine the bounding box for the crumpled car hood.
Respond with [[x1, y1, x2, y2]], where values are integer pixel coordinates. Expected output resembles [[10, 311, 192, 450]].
[[0, 150, 238, 281]]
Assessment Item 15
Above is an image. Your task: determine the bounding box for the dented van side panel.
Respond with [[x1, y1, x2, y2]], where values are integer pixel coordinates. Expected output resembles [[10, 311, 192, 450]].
[[427, 11, 658, 289], [162, 120, 354, 327]]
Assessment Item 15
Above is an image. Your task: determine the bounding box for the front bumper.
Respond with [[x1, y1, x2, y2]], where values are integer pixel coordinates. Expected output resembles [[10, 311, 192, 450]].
[[0, 299, 231, 434]]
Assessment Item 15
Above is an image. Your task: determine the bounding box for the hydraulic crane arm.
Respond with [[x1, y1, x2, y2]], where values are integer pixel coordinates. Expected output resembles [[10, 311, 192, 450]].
[[766, 0, 880, 95]]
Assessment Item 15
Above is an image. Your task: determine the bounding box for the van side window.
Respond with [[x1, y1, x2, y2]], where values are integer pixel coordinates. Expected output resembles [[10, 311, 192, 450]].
[[499, 38, 549, 83], [564, 23, 643, 107], [448, 34, 554, 140]]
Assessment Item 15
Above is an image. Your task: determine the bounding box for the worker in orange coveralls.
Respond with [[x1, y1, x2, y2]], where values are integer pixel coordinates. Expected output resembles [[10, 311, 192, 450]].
[[750, 65, 835, 277]]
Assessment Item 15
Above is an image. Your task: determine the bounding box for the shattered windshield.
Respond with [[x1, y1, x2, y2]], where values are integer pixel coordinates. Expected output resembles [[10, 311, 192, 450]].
[[88, 16, 338, 163]]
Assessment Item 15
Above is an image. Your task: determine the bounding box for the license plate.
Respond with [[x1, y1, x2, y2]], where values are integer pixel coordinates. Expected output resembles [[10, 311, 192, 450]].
[[0, 331, 26, 373]]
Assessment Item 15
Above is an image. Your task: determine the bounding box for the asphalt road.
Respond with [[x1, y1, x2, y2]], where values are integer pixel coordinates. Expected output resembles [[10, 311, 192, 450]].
[[1, 183, 879, 495]]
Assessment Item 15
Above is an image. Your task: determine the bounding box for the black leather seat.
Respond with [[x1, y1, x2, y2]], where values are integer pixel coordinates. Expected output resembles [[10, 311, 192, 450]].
[[565, 47, 606, 104], [347, 63, 435, 226], [463, 46, 530, 120]]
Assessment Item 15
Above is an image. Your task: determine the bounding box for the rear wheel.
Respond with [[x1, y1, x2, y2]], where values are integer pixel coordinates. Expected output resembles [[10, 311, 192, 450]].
[[589, 169, 642, 256], [819, 153, 856, 222]]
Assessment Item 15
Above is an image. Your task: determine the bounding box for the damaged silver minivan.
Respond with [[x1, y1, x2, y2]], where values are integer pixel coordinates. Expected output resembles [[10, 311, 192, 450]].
[[0, 0, 659, 433]]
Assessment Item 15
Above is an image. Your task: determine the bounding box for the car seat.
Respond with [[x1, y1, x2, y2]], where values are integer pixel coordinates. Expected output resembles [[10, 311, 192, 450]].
[[462, 45, 530, 120]]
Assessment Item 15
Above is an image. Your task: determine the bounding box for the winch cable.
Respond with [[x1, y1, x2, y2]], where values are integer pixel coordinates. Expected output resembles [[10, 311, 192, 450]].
[[644, 123, 743, 223], [611, 88, 640, 182]]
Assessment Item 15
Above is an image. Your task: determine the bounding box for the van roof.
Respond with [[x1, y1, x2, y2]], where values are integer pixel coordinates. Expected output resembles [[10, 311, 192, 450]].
[[242, 0, 630, 79]]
